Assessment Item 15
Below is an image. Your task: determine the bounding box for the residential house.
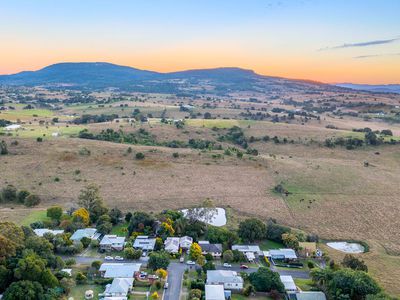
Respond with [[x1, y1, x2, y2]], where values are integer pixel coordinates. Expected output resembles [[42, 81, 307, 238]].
[[100, 235, 126, 252], [133, 236, 156, 252], [266, 249, 298, 261], [99, 263, 141, 279], [33, 228, 64, 237], [289, 292, 327, 300], [70, 228, 98, 242], [199, 241, 223, 258], [103, 278, 134, 297], [280, 275, 297, 292], [231, 245, 262, 262], [179, 236, 193, 250], [164, 237, 180, 254], [205, 284, 225, 300], [206, 270, 243, 290]]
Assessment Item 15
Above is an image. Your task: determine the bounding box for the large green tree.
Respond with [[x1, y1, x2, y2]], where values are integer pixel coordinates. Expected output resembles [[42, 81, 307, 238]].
[[3, 280, 44, 300], [249, 267, 284, 292], [148, 251, 170, 271], [78, 184, 108, 222], [238, 218, 266, 242]]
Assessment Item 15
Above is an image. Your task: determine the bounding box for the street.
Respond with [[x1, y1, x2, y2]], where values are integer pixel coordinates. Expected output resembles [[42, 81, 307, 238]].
[[163, 262, 186, 300]]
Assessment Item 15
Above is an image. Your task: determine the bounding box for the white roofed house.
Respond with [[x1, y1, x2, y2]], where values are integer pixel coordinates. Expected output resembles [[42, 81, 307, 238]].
[[133, 236, 156, 252], [103, 278, 134, 297], [164, 237, 180, 253], [265, 249, 298, 262], [179, 236, 193, 250], [207, 270, 243, 290], [231, 244, 262, 261], [70, 228, 98, 242], [99, 263, 141, 279], [280, 275, 297, 292], [33, 228, 64, 237], [100, 235, 126, 252], [205, 284, 225, 300]]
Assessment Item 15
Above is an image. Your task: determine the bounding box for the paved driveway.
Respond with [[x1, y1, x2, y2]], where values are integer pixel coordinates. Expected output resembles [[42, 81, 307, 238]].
[[164, 262, 186, 300]]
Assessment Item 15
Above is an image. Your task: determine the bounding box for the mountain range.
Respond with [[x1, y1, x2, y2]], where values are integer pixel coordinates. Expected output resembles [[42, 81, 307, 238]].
[[335, 83, 400, 94], [0, 62, 397, 94]]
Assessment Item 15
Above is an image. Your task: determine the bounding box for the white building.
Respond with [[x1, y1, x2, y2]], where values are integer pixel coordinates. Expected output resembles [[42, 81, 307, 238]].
[[205, 284, 225, 300], [100, 235, 126, 251], [103, 278, 134, 297], [33, 228, 64, 237], [280, 275, 297, 292], [179, 236, 193, 249], [164, 237, 180, 253], [206, 270, 243, 290], [99, 263, 141, 279], [133, 236, 156, 252], [70, 228, 98, 242]]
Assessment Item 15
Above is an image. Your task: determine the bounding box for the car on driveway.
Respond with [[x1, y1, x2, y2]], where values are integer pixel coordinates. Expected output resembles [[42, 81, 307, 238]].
[[164, 282, 169, 289], [179, 257, 184, 263], [240, 264, 249, 269], [186, 260, 196, 265], [223, 263, 232, 268], [115, 256, 124, 261], [105, 256, 114, 260]]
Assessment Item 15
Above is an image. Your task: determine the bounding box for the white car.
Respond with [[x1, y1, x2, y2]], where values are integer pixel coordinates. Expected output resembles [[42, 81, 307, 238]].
[[179, 257, 185, 263], [223, 263, 232, 268], [186, 260, 196, 265], [115, 256, 124, 261], [164, 282, 169, 289], [105, 256, 114, 260]]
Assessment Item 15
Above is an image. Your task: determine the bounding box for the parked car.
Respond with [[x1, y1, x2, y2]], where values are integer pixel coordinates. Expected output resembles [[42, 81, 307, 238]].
[[138, 274, 146, 279], [186, 260, 196, 265], [115, 256, 124, 261], [105, 256, 114, 260], [142, 252, 147, 257], [223, 263, 232, 268], [179, 257, 184, 263], [164, 282, 169, 289], [240, 264, 249, 269]]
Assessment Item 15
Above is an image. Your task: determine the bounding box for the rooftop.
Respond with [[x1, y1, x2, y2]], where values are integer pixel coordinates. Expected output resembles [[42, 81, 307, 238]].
[[205, 284, 225, 300], [99, 263, 141, 278], [207, 270, 243, 284]]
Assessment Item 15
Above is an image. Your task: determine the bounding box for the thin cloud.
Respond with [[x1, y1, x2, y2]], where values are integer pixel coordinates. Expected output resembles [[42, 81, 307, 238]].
[[353, 52, 400, 59], [319, 37, 399, 51]]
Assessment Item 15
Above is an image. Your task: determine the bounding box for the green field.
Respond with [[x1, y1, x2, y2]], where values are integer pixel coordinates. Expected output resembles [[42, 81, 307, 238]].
[[259, 239, 284, 250], [1, 124, 85, 139], [20, 210, 49, 226], [0, 108, 54, 121], [186, 119, 240, 128]]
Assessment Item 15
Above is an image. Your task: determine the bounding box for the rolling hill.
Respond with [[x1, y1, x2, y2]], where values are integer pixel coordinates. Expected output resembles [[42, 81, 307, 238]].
[[0, 62, 345, 94]]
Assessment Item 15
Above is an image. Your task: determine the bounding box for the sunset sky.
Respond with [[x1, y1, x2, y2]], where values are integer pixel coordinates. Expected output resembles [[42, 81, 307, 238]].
[[1, 0, 399, 84]]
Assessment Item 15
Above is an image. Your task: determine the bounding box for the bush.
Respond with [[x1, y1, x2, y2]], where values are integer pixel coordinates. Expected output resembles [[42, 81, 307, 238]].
[[36, 137, 43, 142], [135, 152, 145, 160], [65, 258, 76, 266], [91, 260, 102, 270], [81, 237, 91, 248], [24, 194, 41, 207], [154, 281, 162, 290], [75, 272, 87, 284], [1, 185, 17, 202], [307, 261, 315, 269], [243, 284, 254, 296], [17, 190, 30, 203], [172, 152, 179, 158]]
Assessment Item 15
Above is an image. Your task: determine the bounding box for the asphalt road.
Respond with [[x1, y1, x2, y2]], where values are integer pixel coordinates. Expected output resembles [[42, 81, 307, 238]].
[[164, 262, 186, 300]]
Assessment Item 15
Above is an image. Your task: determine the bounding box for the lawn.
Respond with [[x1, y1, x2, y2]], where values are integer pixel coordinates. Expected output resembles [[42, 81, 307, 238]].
[[294, 278, 315, 291], [19, 209, 49, 226], [69, 284, 103, 300], [259, 239, 284, 250], [111, 223, 129, 236]]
